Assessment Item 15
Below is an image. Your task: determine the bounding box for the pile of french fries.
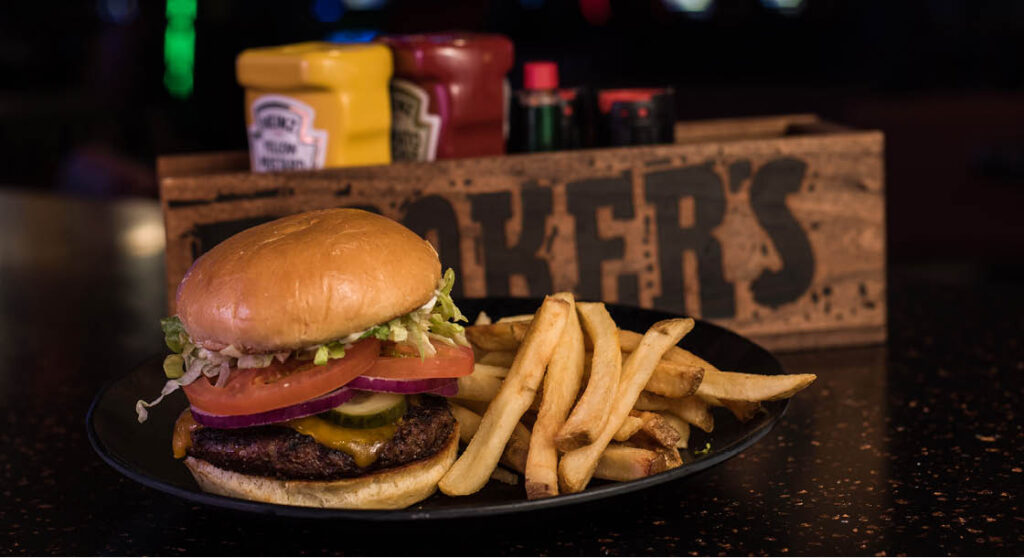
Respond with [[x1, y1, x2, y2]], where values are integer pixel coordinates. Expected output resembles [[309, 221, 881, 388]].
[[437, 293, 817, 500]]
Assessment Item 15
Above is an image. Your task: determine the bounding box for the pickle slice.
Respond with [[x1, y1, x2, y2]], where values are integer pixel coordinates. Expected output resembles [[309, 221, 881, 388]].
[[322, 392, 407, 429]]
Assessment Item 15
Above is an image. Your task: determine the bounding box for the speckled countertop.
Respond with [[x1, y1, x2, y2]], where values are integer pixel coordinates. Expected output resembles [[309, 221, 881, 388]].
[[1, 192, 1020, 555]]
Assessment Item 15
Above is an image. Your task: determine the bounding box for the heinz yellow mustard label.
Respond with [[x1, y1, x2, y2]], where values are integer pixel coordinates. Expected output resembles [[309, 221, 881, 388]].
[[236, 42, 392, 171]]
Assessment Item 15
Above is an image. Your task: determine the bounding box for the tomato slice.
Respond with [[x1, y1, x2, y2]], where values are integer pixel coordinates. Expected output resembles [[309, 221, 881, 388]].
[[183, 339, 381, 416], [363, 343, 474, 380]]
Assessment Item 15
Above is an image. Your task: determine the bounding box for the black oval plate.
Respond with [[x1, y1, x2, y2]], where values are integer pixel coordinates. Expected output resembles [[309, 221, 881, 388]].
[[87, 298, 788, 520]]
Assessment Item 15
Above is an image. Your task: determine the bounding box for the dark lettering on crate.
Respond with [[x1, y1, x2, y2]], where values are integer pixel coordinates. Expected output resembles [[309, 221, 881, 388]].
[[749, 158, 815, 308], [469, 184, 553, 297], [566, 172, 638, 305], [645, 163, 734, 319], [401, 195, 464, 297]]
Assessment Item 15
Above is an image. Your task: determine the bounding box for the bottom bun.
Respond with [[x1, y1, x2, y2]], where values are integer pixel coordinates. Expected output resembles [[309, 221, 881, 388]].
[[184, 424, 459, 509]]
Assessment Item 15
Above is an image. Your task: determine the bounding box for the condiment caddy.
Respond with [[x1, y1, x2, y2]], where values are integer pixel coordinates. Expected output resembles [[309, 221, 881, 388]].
[[236, 33, 680, 172]]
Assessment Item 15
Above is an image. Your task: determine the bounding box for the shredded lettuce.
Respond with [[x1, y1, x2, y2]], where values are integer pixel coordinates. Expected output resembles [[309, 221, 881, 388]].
[[694, 442, 712, 456], [237, 353, 273, 369], [387, 319, 409, 343], [429, 313, 464, 340], [436, 268, 467, 322], [326, 341, 346, 359], [359, 324, 391, 341], [137, 268, 470, 422], [313, 345, 330, 366], [135, 359, 205, 423], [162, 354, 184, 379], [161, 316, 187, 353], [370, 268, 469, 359], [312, 342, 346, 366], [406, 318, 433, 359]]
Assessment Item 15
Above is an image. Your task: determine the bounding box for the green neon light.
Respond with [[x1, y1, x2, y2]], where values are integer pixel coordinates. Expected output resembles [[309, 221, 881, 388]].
[[166, 0, 197, 18], [164, 0, 197, 99]]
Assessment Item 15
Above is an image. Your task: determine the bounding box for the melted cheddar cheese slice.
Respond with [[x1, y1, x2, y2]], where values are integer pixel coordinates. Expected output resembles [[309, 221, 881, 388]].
[[286, 416, 396, 468]]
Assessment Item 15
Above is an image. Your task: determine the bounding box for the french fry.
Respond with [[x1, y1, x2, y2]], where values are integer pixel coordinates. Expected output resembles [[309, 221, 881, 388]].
[[656, 412, 690, 449], [667, 345, 815, 409], [439, 296, 570, 496], [455, 373, 505, 403], [464, 321, 530, 351], [621, 331, 721, 377], [558, 318, 694, 493], [449, 398, 489, 415], [634, 391, 715, 433], [613, 411, 678, 448], [613, 415, 645, 442], [665, 346, 720, 371], [448, 402, 531, 474], [477, 351, 516, 367], [525, 293, 585, 500], [504, 429, 532, 474], [633, 412, 682, 449], [719, 399, 762, 421], [497, 314, 535, 323], [448, 401, 487, 445], [697, 370, 818, 402], [638, 359, 703, 398], [473, 363, 510, 378], [490, 466, 519, 485], [594, 445, 680, 482], [473, 311, 493, 326], [671, 397, 714, 433], [555, 303, 622, 451], [615, 329, 657, 353], [660, 446, 684, 469], [456, 371, 543, 409], [450, 402, 684, 485]]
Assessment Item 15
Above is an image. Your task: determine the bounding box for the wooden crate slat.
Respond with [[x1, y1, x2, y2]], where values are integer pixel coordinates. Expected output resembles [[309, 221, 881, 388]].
[[159, 117, 885, 351]]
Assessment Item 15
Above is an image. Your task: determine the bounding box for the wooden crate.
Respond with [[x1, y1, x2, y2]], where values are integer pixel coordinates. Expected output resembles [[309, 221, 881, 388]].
[[158, 114, 885, 352]]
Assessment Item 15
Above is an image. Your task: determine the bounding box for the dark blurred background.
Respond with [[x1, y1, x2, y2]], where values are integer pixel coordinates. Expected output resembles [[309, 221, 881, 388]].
[[1, 0, 1023, 271]]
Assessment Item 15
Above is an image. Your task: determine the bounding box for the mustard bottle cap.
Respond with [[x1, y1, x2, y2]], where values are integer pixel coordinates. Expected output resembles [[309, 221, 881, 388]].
[[236, 42, 392, 90]]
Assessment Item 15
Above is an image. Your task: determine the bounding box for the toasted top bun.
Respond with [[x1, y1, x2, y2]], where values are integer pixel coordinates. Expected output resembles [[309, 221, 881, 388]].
[[183, 424, 458, 509], [176, 209, 441, 352]]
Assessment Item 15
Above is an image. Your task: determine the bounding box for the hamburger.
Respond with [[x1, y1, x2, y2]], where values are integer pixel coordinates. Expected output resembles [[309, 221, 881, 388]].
[[136, 208, 472, 509]]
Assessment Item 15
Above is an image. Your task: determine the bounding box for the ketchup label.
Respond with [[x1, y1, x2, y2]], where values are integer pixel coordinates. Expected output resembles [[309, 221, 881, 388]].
[[390, 79, 441, 161], [248, 95, 327, 172]]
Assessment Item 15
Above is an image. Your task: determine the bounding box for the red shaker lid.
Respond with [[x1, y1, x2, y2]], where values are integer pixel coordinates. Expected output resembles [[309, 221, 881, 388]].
[[523, 62, 559, 90], [597, 88, 666, 113]]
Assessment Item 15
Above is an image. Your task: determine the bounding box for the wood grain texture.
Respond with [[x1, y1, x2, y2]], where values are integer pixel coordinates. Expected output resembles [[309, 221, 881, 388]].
[[159, 115, 886, 351], [673, 114, 823, 144]]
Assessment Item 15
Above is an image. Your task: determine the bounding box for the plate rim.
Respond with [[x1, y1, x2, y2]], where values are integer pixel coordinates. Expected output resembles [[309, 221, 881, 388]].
[[86, 298, 789, 521]]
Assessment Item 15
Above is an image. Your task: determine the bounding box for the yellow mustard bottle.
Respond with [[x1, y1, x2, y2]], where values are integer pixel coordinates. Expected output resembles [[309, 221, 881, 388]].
[[236, 42, 392, 172]]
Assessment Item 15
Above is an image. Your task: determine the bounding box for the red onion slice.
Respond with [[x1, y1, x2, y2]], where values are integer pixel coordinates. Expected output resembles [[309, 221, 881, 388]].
[[190, 386, 357, 429], [424, 380, 458, 397], [347, 375, 457, 395]]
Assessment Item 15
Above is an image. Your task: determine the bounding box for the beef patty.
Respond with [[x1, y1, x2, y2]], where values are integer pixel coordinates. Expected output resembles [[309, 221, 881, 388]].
[[187, 396, 455, 481]]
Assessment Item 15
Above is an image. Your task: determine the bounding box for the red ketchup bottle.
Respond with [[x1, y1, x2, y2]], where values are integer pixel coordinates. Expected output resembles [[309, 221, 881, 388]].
[[381, 33, 514, 161]]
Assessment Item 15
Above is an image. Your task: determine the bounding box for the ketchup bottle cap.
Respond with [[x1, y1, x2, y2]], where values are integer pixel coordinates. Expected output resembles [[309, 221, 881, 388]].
[[523, 61, 559, 90]]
